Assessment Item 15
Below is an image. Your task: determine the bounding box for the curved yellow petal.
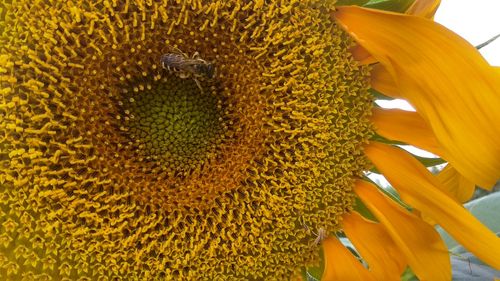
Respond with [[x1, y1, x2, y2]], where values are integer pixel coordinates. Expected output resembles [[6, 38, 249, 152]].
[[342, 211, 407, 280], [406, 0, 441, 18], [436, 164, 475, 203], [347, 0, 440, 66], [322, 237, 376, 281], [351, 45, 378, 65], [365, 142, 500, 269], [370, 64, 400, 98], [371, 107, 443, 156], [335, 6, 500, 188], [354, 180, 450, 281]]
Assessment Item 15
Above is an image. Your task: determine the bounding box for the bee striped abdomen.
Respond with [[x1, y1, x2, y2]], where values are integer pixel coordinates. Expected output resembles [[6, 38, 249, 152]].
[[160, 53, 185, 72]]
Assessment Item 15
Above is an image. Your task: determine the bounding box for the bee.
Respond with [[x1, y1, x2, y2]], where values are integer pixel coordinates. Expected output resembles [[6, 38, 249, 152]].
[[160, 47, 216, 92]]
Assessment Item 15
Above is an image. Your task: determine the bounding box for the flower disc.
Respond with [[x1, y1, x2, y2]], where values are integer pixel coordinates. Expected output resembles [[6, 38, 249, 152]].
[[0, 0, 373, 279]]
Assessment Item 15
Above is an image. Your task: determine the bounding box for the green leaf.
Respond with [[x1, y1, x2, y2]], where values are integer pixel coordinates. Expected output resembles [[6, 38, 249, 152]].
[[370, 133, 406, 146], [464, 192, 500, 233], [400, 267, 418, 281], [363, 175, 412, 210], [449, 242, 500, 280], [371, 88, 394, 100], [336, 0, 371, 6], [434, 191, 500, 279], [353, 197, 378, 222], [335, 0, 416, 12], [370, 135, 446, 168], [411, 154, 446, 167], [363, 0, 415, 13], [302, 267, 321, 281]]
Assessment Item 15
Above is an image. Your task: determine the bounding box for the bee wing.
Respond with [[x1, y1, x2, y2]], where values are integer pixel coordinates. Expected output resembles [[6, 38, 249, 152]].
[[181, 59, 206, 66], [160, 53, 183, 69]]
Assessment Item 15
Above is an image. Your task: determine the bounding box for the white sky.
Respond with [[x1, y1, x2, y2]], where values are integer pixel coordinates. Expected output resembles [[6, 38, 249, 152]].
[[435, 0, 500, 66]]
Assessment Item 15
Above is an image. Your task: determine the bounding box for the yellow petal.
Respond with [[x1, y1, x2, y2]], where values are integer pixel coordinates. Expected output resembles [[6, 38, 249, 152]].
[[365, 142, 500, 269], [322, 237, 376, 281], [343, 211, 407, 280], [371, 107, 443, 156], [436, 164, 475, 203], [370, 64, 400, 98], [334, 6, 500, 188], [354, 180, 450, 281], [406, 0, 441, 18], [345, 0, 440, 66], [351, 45, 378, 65]]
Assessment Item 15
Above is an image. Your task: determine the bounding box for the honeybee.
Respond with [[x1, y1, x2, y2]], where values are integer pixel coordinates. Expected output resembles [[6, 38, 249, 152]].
[[160, 47, 216, 92]]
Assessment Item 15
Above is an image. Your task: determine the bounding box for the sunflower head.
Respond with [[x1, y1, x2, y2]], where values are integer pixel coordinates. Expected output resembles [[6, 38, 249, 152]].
[[3, 0, 500, 279], [1, 0, 375, 279]]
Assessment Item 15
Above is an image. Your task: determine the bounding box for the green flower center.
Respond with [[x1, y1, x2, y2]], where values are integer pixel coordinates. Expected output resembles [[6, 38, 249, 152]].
[[120, 77, 227, 175]]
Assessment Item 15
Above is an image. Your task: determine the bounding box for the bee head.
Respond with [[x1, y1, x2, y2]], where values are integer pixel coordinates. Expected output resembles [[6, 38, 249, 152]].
[[205, 63, 216, 79], [195, 63, 216, 79]]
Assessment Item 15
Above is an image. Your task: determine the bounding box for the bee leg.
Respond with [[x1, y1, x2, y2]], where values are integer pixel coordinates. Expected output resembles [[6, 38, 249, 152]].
[[178, 72, 189, 79], [170, 46, 189, 58], [192, 52, 209, 65], [194, 78, 204, 93]]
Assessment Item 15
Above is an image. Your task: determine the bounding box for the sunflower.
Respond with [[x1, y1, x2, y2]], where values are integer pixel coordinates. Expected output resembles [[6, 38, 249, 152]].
[[1, 0, 499, 279]]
